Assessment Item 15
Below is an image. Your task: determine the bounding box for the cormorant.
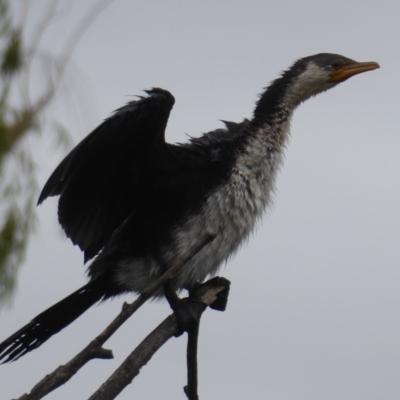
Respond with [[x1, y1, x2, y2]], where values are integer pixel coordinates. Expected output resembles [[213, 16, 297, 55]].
[[0, 53, 379, 362]]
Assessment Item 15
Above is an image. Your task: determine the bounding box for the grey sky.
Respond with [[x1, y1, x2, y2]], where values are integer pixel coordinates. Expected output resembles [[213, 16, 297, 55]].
[[1, 1, 399, 399]]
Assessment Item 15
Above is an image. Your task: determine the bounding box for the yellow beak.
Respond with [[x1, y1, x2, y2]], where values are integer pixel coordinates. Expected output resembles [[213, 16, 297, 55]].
[[330, 61, 380, 82]]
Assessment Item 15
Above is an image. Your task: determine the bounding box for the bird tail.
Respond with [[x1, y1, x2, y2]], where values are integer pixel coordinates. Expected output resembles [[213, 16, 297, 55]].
[[0, 278, 110, 363]]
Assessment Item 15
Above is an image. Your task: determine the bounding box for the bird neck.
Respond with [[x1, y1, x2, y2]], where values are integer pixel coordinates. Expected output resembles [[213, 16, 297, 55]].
[[248, 76, 299, 149], [252, 73, 302, 129], [252, 61, 337, 131]]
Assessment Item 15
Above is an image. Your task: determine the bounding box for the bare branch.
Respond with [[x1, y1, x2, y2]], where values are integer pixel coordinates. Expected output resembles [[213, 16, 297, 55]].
[[15, 233, 215, 400], [184, 320, 200, 400], [89, 285, 226, 400]]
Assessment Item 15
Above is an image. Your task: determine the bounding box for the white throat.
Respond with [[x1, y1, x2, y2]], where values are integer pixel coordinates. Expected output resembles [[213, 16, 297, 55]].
[[282, 62, 336, 109]]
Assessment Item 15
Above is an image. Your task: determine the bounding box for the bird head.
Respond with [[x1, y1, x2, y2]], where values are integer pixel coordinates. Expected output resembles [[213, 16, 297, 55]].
[[280, 53, 380, 108]]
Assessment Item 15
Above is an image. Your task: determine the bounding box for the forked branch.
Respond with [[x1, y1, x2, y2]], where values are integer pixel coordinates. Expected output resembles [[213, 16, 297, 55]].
[[89, 285, 226, 400], [15, 233, 215, 400]]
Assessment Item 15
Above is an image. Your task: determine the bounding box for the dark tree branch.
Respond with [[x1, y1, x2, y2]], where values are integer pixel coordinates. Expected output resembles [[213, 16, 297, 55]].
[[15, 233, 215, 400], [184, 276, 231, 400], [88, 285, 226, 400], [184, 319, 200, 400]]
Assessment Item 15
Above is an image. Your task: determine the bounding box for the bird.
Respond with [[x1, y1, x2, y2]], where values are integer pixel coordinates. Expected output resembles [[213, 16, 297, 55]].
[[0, 53, 379, 363]]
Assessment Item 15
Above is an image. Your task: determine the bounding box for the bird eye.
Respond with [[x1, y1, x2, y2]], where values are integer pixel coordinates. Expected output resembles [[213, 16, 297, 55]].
[[331, 61, 341, 69]]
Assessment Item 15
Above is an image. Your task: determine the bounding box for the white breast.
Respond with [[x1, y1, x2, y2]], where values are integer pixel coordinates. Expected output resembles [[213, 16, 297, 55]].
[[165, 133, 285, 291]]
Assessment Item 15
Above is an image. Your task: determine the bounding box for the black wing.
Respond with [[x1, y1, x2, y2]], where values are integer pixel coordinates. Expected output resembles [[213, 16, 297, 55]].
[[38, 88, 175, 262]]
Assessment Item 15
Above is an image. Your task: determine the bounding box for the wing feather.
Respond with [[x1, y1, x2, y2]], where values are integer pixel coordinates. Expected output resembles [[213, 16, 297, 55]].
[[38, 88, 175, 262]]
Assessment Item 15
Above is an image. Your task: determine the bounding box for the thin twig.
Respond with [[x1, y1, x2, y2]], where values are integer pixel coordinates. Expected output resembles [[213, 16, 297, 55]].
[[89, 285, 226, 400], [15, 233, 215, 400]]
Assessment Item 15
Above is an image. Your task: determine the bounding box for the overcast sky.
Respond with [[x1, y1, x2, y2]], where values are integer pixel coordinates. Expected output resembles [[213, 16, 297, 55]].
[[1, 1, 400, 399]]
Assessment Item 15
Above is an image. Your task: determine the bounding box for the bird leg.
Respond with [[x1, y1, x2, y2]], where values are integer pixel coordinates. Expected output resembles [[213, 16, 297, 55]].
[[163, 276, 231, 336], [164, 281, 207, 337]]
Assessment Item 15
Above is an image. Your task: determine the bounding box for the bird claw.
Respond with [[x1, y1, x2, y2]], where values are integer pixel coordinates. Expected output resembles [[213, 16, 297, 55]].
[[171, 276, 231, 336], [173, 298, 207, 337]]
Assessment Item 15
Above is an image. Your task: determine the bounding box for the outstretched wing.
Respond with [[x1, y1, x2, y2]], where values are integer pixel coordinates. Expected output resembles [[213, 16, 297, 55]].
[[38, 88, 175, 262]]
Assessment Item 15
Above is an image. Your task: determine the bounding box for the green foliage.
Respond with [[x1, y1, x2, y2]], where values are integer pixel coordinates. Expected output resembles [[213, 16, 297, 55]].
[[0, 1, 69, 304], [0, 0, 108, 304], [1, 29, 22, 75], [0, 209, 27, 298]]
